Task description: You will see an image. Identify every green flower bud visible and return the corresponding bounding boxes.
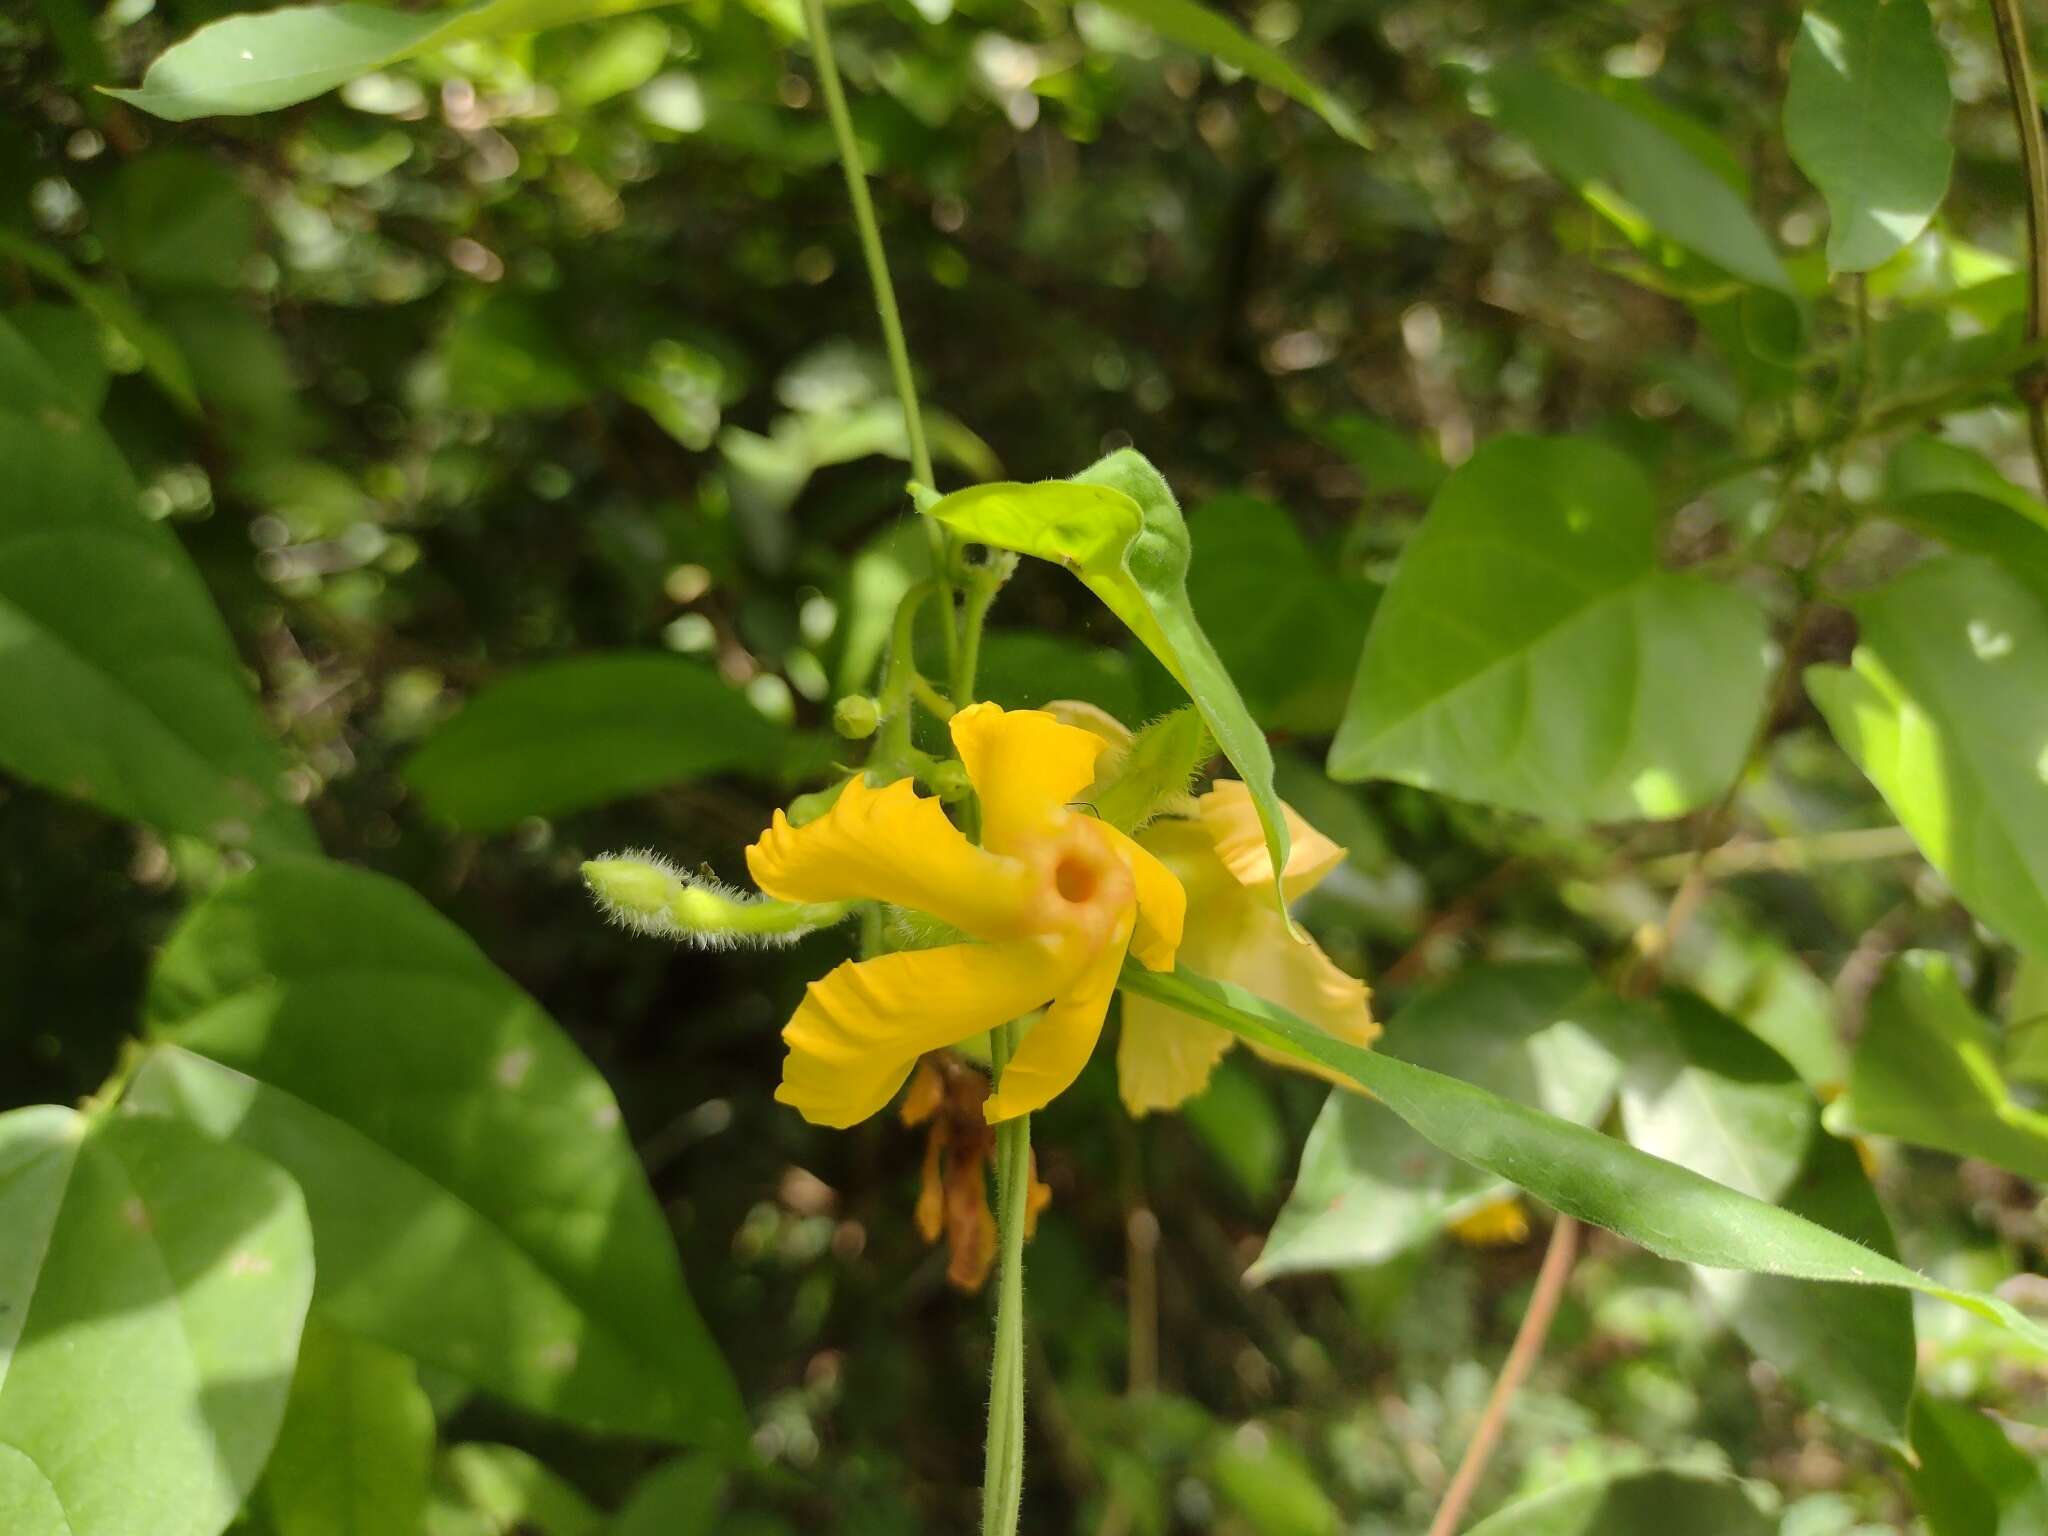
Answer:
[582,851,854,949]
[1092,706,1211,832]
[834,694,881,739]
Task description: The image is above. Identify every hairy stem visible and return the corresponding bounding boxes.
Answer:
[982,1020,1031,1535]
[1424,1216,1580,1536]
[1989,0,2048,490]
[799,0,956,664]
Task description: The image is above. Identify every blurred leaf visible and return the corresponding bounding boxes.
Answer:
[0,1106,314,1536]
[560,15,671,105]
[8,301,107,411]
[1181,1057,1286,1205]
[107,0,684,121]
[1619,993,1914,1445]
[264,1322,435,1536]
[0,315,313,855]
[1182,495,1374,734]
[1329,436,1769,821]
[440,291,592,415]
[1122,963,2048,1350]
[927,451,1294,917]
[1806,557,2048,958]
[1253,964,1633,1281]
[610,1455,729,1536]
[2010,955,2048,1085]
[1317,413,1446,498]
[1462,1470,1773,1534]
[1785,0,1952,272]
[1882,437,2048,606]
[0,228,199,411]
[1207,1426,1340,1536]
[1826,952,2048,1181]
[129,857,747,1449]
[404,654,796,831]
[96,150,261,293]
[1489,66,1794,295]
[433,1444,601,1536]
[1908,1397,2048,1536]
[977,629,1143,720]
[1093,0,1367,146]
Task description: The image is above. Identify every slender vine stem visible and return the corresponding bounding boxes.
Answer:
[1423,1216,1580,1536]
[982,1020,1031,1536]
[799,0,957,670]
[1989,0,2048,490]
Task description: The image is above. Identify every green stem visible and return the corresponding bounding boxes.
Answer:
[982,1019,1030,1536]
[875,580,933,772]
[951,551,1015,707]
[799,0,957,667]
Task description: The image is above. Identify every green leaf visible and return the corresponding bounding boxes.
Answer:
[1806,556,2048,958]
[9,302,108,412]
[1826,952,2048,1181]
[404,654,796,831]
[433,1445,602,1536]
[1183,495,1376,734]
[1207,1424,1341,1536]
[1252,964,1632,1281]
[0,1105,315,1536]
[1618,993,1914,1445]
[1785,0,1953,273]
[1328,436,1770,821]
[106,0,684,121]
[1881,437,2048,607]
[263,1322,436,1536]
[96,149,262,293]
[1488,67,1794,295]
[127,856,747,1449]
[1091,0,1367,146]
[926,451,1294,916]
[1462,1470,1774,1535]
[0,315,314,855]
[1908,1397,2048,1536]
[1118,963,2048,1350]
[611,1456,729,1536]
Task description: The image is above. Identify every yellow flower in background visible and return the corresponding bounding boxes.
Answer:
[1117,780,1377,1115]
[747,702,1185,1128]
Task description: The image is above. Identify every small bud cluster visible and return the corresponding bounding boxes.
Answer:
[582,851,853,950]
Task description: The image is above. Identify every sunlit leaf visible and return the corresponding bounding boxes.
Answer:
[1806,557,2048,958]
[1882,437,2048,606]
[263,1322,436,1536]
[431,1444,602,1536]
[1329,436,1770,822]
[0,1106,314,1536]
[1785,0,1953,273]
[128,857,747,1449]
[1826,952,2048,1181]
[1123,963,2048,1350]
[107,0,684,120]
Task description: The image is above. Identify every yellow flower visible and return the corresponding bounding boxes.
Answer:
[1117,780,1377,1114]
[747,702,1186,1128]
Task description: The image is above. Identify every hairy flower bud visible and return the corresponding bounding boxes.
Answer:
[582,852,854,949]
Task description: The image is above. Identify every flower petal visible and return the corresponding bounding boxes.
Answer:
[1099,822,1186,972]
[1198,780,1346,901]
[984,917,1129,1123]
[748,774,1031,939]
[778,940,1061,1127]
[950,702,1110,857]
[1217,898,1379,1084]
[1116,991,1235,1115]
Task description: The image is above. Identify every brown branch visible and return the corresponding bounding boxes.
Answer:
[1990,0,2048,491]
[1424,1216,1580,1536]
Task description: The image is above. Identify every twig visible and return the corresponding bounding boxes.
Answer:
[1635,825,1919,884]
[1990,0,2048,491]
[1424,1216,1580,1536]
